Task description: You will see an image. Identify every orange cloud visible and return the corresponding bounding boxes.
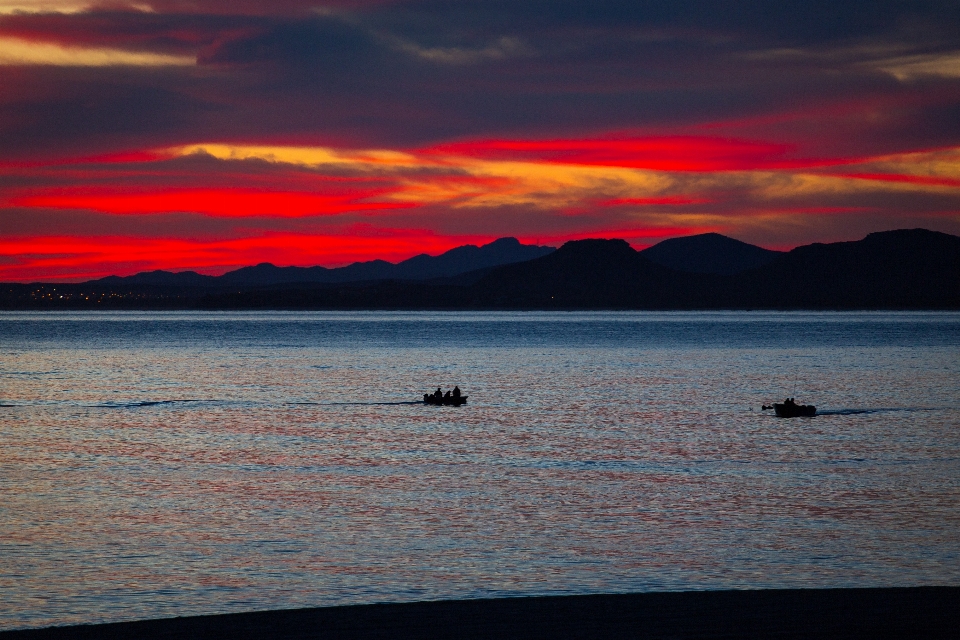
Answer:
[0,35,193,66]
[837,173,960,188]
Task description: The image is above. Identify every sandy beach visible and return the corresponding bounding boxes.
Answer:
[2,587,958,639]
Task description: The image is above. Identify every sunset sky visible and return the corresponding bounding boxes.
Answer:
[2,0,959,281]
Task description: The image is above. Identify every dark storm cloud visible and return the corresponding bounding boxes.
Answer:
[198,17,378,66]
[1,1,958,158]
[0,66,221,157]
[370,0,960,51]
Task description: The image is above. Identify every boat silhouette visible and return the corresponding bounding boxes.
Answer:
[423,394,468,406]
[773,398,816,418]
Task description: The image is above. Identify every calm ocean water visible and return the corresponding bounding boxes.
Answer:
[1,311,959,630]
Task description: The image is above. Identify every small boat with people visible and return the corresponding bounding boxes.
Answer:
[771,398,816,418]
[424,386,467,406]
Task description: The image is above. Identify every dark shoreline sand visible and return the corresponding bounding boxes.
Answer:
[3,587,958,639]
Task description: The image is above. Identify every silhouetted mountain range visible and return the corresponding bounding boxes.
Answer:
[95,237,555,287]
[462,228,960,309]
[4,229,958,309]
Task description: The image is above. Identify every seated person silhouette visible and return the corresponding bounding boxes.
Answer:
[452,386,461,399]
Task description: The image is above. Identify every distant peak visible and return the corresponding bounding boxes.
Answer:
[640,233,781,275]
[484,237,521,247]
[557,238,635,255]
[864,228,956,240]
[561,238,632,248]
[654,232,756,246]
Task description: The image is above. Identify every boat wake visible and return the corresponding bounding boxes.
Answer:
[293,401,426,406]
[816,407,941,416]
[5,399,431,409]
[92,399,209,409]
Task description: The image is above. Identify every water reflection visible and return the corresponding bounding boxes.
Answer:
[1,312,958,630]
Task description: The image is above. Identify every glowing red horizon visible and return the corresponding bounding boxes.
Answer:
[2,132,958,282]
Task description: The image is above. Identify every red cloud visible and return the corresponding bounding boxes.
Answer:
[9,187,414,217]
[597,196,711,207]
[420,136,810,172]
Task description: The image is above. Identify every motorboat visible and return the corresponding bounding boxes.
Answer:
[773,400,816,418]
[423,394,468,406]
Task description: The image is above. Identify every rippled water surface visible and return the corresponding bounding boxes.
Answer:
[2,311,959,630]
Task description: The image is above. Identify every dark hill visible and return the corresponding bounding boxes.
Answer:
[640,232,782,275]
[465,228,960,309]
[217,260,393,286]
[392,237,555,279]
[729,228,960,308]
[466,239,708,308]
[97,270,216,286]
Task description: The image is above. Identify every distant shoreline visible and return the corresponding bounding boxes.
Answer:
[3,303,960,311]
[3,587,958,639]
[3,230,958,310]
